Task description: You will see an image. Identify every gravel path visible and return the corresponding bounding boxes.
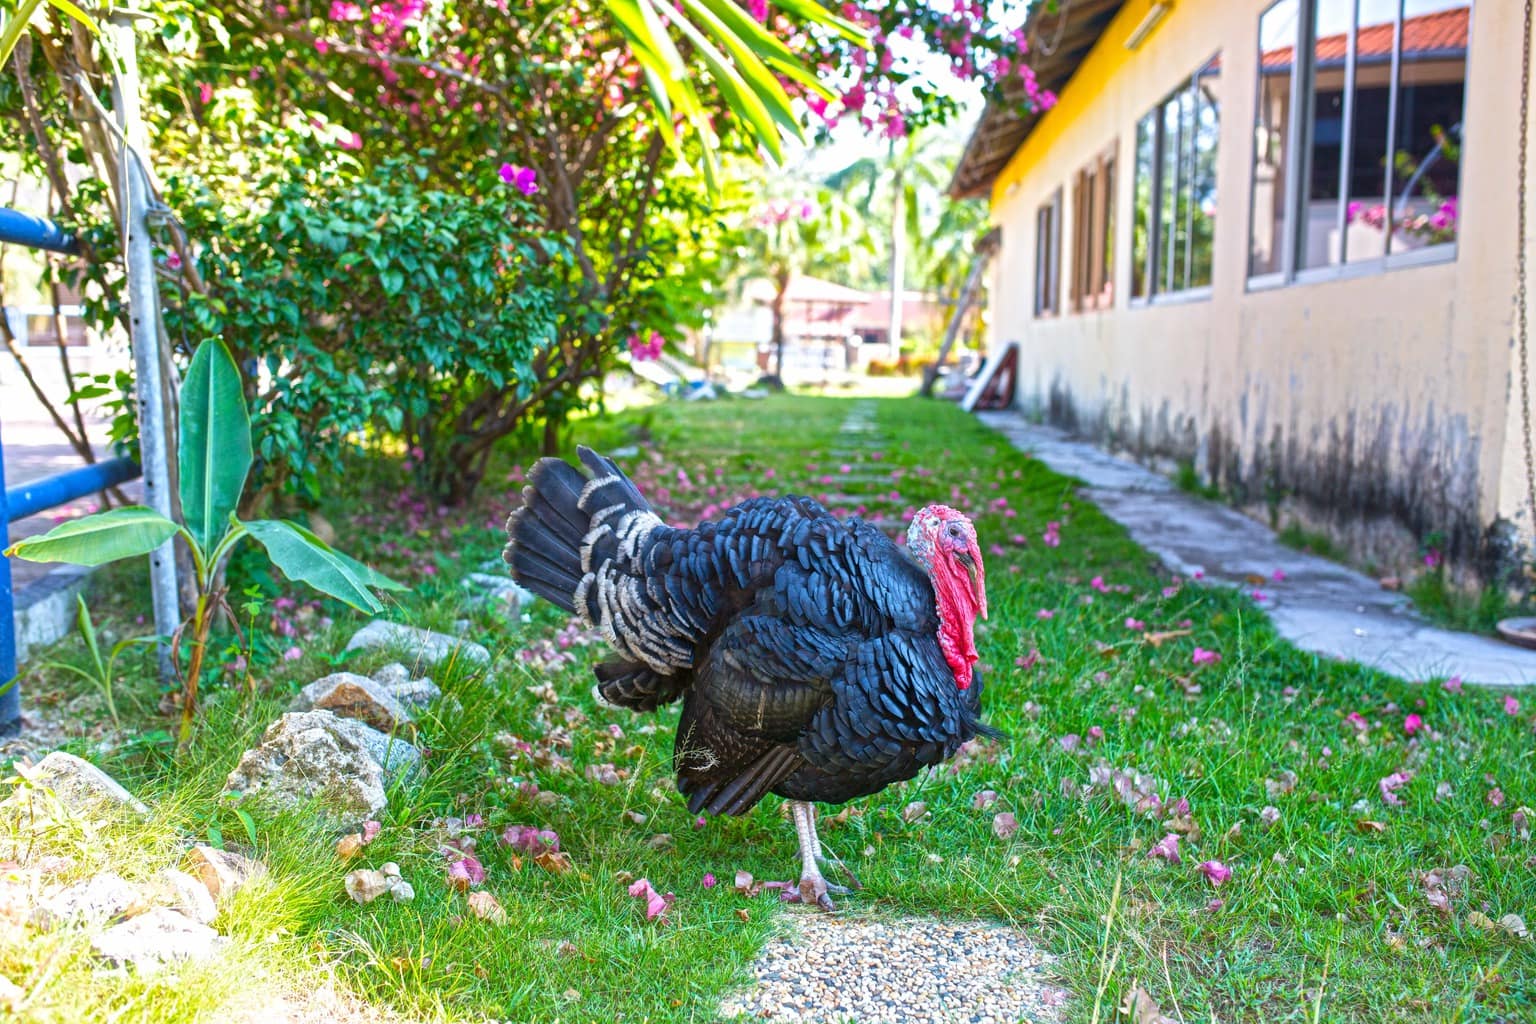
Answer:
[717,913,1070,1024]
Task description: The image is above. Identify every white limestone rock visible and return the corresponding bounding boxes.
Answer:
[291,672,414,734]
[222,711,420,828]
[345,620,489,669]
[32,872,146,929]
[91,908,226,971]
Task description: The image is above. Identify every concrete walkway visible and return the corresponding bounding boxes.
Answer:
[979,412,1536,688]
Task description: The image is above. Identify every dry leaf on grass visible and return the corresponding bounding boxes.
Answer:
[534,851,573,874]
[1143,629,1192,648]
[1120,985,1180,1024]
[467,890,507,924]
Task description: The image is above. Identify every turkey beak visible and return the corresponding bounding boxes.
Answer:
[955,546,988,620]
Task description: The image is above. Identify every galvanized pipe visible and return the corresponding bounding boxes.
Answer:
[107,12,180,681]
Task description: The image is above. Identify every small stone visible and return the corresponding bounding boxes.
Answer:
[345,620,490,670]
[33,872,146,929]
[380,862,401,878]
[222,711,421,828]
[372,663,410,688]
[155,868,217,926]
[386,677,442,709]
[1,752,149,829]
[91,908,225,971]
[385,875,415,902]
[292,672,415,734]
[344,869,388,904]
[186,846,265,903]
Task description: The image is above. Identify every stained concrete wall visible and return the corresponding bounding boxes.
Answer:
[986,0,1529,580]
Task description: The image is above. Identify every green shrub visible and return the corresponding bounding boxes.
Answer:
[169,153,568,506]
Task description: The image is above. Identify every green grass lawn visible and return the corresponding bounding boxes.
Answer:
[5,393,1534,1023]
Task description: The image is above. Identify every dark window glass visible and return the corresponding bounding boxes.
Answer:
[1133,56,1221,300]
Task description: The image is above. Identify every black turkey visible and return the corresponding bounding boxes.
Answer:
[504,447,995,908]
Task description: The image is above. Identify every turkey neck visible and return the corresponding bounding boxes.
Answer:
[930,563,980,690]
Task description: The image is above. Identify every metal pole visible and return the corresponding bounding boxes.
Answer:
[0,414,19,737]
[105,11,179,680]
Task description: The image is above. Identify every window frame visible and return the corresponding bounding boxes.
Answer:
[1245,0,1467,291]
[1071,142,1118,313]
[1034,188,1063,318]
[1131,56,1221,308]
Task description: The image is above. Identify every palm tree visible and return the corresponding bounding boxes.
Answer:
[825,129,969,361]
[727,182,872,377]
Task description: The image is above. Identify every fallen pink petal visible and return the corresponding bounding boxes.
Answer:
[1197,860,1232,886]
[627,877,674,922]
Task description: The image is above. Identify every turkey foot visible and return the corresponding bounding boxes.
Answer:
[783,802,850,911]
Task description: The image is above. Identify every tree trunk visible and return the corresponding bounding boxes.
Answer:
[887,169,905,363]
[771,269,789,379]
[542,414,560,456]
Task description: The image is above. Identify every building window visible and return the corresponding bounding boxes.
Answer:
[1071,145,1117,312]
[1035,189,1062,317]
[1248,0,1468,283]
[1132,55,1220,302]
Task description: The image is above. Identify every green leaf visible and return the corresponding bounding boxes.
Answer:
[243,519,385,613]
[4,507,178,566]
[179,338,252,557]
[0,0,43,69]
[271,519,407,593]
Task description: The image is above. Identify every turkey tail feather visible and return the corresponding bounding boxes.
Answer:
[503,458,589,613]
[505,446,697,679]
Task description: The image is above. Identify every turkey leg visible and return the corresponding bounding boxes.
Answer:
[785,801,849,911]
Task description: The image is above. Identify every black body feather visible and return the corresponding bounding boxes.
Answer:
[504,446,994,814]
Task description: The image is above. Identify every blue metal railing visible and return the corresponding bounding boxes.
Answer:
[0,207,141,737]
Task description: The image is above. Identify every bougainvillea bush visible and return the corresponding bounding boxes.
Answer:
[4,0,1058,507]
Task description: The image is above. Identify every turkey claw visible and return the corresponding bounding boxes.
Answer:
[781,876,847,911]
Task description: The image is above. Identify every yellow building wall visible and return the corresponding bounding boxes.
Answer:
[986,0,1528,575]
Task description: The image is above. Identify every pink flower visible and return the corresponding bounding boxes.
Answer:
[628,877,673,922]
[166,250,183,270]
[500,825,559,855]
[1191,647,1221,666]
[329,0,364,20]
[1089,575,1108,593]
[1148,834,1181,864]
[701,873,717,888]
[339,132,362,151]
[1272,569,1287,582]
[1505,696,1521,716]
[445,852,486,890]
[1346,711,1368,731]
[1036,609,1054,620]
[361,820,382,844]
[197,82,213,105]
[1488,787,1506,807]
[498,163,539,196]
[1443,676,1463,695]
[1379,770,1413,806]
[282,646,302,661]
[1124,617,1145,631]
[314,38,331,54]
[1196,860,1231,886]
[1042,522,1061,547]
[1403,714,1423,736]
[1015,649,1041,670]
